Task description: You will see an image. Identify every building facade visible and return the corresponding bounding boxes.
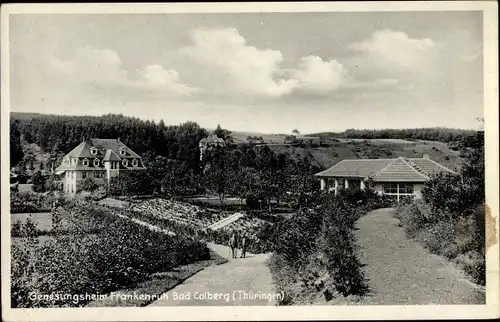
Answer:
[315,154,457,201]
[55,139,146,196]
[199,134,226,161]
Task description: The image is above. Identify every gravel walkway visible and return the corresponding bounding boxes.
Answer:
[149,243,277,306]
[355,208,485,305]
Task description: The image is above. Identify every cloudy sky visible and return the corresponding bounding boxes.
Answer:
[9,11,483,133]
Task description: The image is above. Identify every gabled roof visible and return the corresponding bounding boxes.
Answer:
[316,156,456,182]
[200,134,226,146]
[103,149,121,162]
[315,159,393,178]
[370,158,430,182]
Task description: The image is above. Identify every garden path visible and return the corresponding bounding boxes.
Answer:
[354,208,485,304]
[149,243,277,306]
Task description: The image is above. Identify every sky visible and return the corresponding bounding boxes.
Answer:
[9,11,484,134]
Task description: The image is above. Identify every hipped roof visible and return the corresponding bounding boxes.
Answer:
[315,156,457,182]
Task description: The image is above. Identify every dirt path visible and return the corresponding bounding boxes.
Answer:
[149,243,278,306]
[355,208,485,305]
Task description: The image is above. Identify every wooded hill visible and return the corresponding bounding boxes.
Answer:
[308,127,478,143]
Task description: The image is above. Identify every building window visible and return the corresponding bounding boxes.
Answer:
[119,148,126,156]
[399,183,414,194]
[382,183,415,202]
[94,158,100,167]
[90,148,98,156]
[83,158,89,167]
[82,171,87,179]
[132,159,138,167]
[122,159,129,167]
[96,171,103,178]
[383,183,398,194]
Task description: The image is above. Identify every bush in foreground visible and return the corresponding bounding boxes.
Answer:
[11,202,209,308]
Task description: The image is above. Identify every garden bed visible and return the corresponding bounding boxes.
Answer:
[11,201,211,308]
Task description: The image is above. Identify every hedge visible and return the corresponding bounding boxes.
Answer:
[11,202,209,308]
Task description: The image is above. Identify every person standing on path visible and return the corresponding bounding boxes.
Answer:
[229,233,238,259]
[240,233,248,258]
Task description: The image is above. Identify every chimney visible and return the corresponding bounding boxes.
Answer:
[423,154,430,159]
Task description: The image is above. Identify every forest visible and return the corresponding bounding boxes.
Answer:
[10,112,322,209]
[309,127,478,143]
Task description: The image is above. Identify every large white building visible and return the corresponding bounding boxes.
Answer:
[315,154,457,201]
[55,138,146,196]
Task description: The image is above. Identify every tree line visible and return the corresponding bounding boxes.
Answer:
[109,143,323,211]
[309,127,478,143]
[10,112,323,208]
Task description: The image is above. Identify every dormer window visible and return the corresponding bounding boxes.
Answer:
[64,158,70,166]
[71,158,78,165]
[122,159,129,167]
[90,147,98,156]
[83,158,89,167]
[93,158,100,167]
[119,148,126,156]
[132,159,138,167]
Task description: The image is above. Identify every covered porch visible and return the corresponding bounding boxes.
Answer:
[319,176,369,195]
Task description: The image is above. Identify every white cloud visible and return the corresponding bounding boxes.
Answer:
[181,27,298,97]
[180,28,351,98]
[135,64,199,95]
[291,56,346,95]
[49,46,197,96]
[349,29,437,72]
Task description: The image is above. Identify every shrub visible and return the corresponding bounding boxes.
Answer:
[319,197,368,296]
[31,171,47,193]
[415,220,456,256]
[398,201,432,238]
[11,201,210,308]
[456,251,485,285]
[11,220,22,237]
[10,191,65,213]
[78,177,99,192]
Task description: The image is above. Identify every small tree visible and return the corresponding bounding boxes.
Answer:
[46,174,63,192]
[109,171,153,197]
[28,160,35,172]
[78,177,99,193]
[31,171,46,193]
[202,147,236,207]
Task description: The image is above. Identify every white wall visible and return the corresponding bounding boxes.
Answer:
[413,183,424,199]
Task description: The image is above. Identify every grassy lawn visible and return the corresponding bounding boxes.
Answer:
[11,212,53,231]
[86,250,228,307]
[18,184,33,193]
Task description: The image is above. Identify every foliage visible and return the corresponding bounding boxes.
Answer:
[11,201,209,308]
[396,130,485,285]
[268,190,377,304]
[45,174,63,192]
[10,120,24,167]
[320,197,368,296]
[10,191,64,213]
[109,171,154,197]
[202,147,238,206]
[78,177,100,192]
[213,124,233,145]
[31,171,46,193]
[309,127,478,143]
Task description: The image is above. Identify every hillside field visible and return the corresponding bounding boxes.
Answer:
[231,131,460,171]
